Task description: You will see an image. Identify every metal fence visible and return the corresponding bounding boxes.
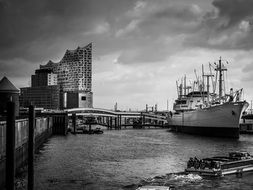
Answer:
[0,117,52,159]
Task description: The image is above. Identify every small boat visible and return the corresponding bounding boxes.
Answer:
[136,186,171,190]
[185,151,253,177]
[93,127,103,134]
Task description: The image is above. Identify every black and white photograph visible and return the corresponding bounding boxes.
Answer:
[0,0,253,189]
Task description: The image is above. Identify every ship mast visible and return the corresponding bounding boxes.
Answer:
[219,58,222,101]
[203,65,214,104]
[184,75,186,96]
[215,57,227,103]
[202,65,205,92]
[176,80,180,99]
[201,65,205,103]
[209,63,215,94]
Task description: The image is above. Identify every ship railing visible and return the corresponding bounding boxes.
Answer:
[221,159,253,169]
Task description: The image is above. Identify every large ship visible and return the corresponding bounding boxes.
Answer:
[167,57,248,138]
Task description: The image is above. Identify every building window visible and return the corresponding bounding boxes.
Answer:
[81,96,86,101]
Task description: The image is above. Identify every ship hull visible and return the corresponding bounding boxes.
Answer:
[168,101,248,138]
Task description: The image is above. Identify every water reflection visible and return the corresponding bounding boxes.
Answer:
[19,129,253,189]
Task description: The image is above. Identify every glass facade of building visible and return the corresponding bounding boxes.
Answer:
[40,43,93,108]
[20,86,60,109]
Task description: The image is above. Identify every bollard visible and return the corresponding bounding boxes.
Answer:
[119,115,121,129]
[115,117,117,129]
[28,105,35,190]
[6,101,16,190]
[110,117,113,129]
[89,123,91,132]
[72,113,76,134]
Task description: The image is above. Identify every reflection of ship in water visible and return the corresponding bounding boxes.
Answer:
[167,57,249,138]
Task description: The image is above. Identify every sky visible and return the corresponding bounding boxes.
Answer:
[0,0,253,111]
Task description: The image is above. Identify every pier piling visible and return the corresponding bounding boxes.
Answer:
[28,105,35,190]
[6,101,16,190]
[72,113,76,134]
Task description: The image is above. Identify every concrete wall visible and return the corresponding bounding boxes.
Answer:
[78,91,93,108]
[0,117,53,188]
[64,91,93,109]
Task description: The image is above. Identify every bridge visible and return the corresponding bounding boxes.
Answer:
[65,108,168,130]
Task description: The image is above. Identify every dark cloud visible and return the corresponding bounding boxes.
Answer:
[0,0,135,62]
[101,0,253,64]
[0,59,37,78]
[1,0,252,65]
[112,2,203,64]
[0,0,139,87]
[212,0,253,28]
[151,4,202,21]
[184,0,253,50]
[1,0,253,79]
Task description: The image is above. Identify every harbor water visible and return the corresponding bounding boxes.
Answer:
[18,128,253,190]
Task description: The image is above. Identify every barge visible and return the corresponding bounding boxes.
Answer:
[185,151,253,177]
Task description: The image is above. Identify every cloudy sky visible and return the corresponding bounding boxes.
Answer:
[0,0,253,110]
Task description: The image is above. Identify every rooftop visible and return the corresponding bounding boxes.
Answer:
[0,76,19,93]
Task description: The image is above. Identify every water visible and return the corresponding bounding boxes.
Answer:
[21,129,253,189]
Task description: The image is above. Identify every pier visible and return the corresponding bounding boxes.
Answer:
[66,107,168,130]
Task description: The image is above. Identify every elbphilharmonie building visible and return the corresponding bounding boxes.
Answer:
[40,43,93,108]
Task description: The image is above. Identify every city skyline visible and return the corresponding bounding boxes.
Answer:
[0,0,253,110]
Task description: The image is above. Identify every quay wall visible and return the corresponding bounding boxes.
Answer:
[0,117,53,188]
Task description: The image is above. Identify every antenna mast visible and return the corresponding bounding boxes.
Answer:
[184,75,186,96]
[176,80,179,98]
[215,57,227,103]
[202,64,205,92]
[203,69,214,104]
[209,63,215,94]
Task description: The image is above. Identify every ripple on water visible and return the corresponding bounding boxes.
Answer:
[16,129,253,190]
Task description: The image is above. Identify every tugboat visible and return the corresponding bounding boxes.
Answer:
[185,151,253,177]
